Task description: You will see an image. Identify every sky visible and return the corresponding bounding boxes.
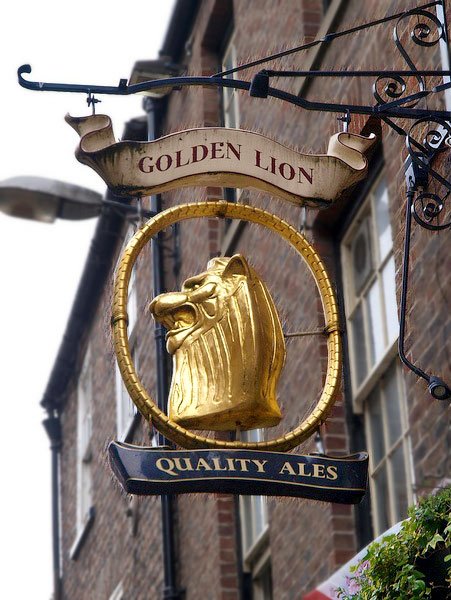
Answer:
[0,2,175,597]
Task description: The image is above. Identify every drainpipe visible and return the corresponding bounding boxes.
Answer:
[43,409,63,600]
[143,96,181,600]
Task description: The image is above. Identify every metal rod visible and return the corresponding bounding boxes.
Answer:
[103,197,156,220]
[42,412,62,600]
[398,188,431,382]
[51,436,61,600]
[212,0,441,77]
[264,69,451,77]
[17,66,451,121]
[284,329,326,338]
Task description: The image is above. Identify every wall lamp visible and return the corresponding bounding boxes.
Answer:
[0,176,154,223]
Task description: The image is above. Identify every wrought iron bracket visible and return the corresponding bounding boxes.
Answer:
[17,0,451,400]
[399,188,451,400]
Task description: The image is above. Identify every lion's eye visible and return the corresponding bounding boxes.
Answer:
[188,282,217,301]
[183,278,205,291]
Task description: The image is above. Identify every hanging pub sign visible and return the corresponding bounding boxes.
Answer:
[66,113,372,503]
[66,114,375,207]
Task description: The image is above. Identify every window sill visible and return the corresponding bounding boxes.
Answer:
[243,526,270,570]
[69,506,96,561]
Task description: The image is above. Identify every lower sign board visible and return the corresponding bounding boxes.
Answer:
[109,442,368,504]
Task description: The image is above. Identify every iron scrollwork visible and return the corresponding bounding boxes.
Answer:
[379,8,451,399]
[406,117,451,229]
[17,2,451,400]
[374,7,445,110]
[412,191,450,230]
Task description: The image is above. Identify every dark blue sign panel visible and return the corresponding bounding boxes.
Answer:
[109,442,368,504]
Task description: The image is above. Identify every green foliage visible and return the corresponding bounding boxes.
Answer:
[337,486,451,599]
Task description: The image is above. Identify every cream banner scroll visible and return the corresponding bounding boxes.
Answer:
[66,114,376,206]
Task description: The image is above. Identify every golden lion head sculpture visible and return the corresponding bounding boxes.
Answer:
[148,254,285,431]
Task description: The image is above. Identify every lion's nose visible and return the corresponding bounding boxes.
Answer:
[148,292,188,317]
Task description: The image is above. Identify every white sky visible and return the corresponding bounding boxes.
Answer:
[0,2,175,597]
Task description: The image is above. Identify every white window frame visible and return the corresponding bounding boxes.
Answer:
[222,36,240,130]
[115,227,138,441]
[341,174,399,411]
[109,581,124,600]
[250,544,273,600]
[239,429,270,570]
[221,35,243,207]
[364,360,414,536]
[341,172,414,536]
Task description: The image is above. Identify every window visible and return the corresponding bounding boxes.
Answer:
[240,428,272,599]
[240,429,268,554]
[222,37,239,130]
[341,174,414,536]
[253,558,273,600]
[115,345,139,441]
[222,35,240,205]
[365,360,412,534]
[76,346,94,535]
[115,228,138,441]
[342,176,398,403]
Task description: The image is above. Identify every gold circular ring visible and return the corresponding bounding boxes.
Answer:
[112,202,341,451]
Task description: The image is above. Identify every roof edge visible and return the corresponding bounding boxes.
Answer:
[159,0,200,61]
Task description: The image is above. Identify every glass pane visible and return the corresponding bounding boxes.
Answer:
[223,44,236,74]
[225,95,238,128]
[241,496,253,553]
[383,362,402,446]
[367,389,385,465]
[350,304,367,385]
[256,563,273,600]
[351,217,373,295]
[373,464,390,535]
[374,179,392,262]
[390,444,409,521]
[252,495,267,539]
[366,280,385,365]
[382,256,398,344]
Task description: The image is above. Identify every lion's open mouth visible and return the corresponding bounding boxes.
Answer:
[164,305,197,334]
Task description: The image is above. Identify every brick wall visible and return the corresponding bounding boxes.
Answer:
[58,1,451,599]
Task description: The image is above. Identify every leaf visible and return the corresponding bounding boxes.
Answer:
[424,532,445,552]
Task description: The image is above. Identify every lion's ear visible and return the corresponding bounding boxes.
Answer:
[222,254,252,279]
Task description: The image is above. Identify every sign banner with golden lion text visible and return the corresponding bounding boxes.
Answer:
[66,114,376,207]
[109,443,369,503]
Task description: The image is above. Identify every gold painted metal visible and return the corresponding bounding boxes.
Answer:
[112,201,342,451]
[149,254,285,431]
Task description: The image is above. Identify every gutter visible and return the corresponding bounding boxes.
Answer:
[159,0,200,61]
[143,96,182,600]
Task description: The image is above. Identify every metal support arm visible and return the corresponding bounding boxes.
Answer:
[17,0,451,403]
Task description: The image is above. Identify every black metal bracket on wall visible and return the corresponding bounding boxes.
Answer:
[17,0,451,399]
